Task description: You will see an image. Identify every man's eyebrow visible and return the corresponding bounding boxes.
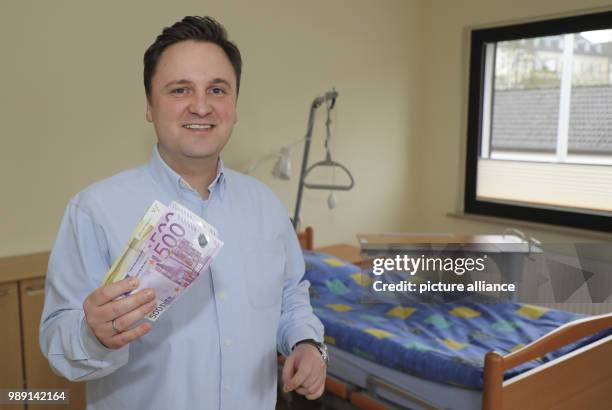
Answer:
[163,79,193,89]
[210,78,233,89]
[162,78,233,89]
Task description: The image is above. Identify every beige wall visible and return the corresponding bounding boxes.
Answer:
[3,0,611,258]
[0,0,423,257]
[416,0,612,243]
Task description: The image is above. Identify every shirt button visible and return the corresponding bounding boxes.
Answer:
[223,384,230,392]
[218,291,226,300]
[224,338,232,347]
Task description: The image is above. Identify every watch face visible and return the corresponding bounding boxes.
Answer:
[320,343,328,355]
[318,343,329,364]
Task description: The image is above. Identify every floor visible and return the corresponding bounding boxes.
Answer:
[275,390,325,410]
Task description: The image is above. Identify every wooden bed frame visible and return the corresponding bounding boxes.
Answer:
[297,227,612,410]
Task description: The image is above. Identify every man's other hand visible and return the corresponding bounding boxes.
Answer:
[281,343,327,400]
[83,277,156,349]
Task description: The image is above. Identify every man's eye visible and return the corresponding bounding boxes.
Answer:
[172,88,189,95]
[209,87,226,95]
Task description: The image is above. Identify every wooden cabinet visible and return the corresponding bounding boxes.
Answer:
[0,253,85,410]
[0,282,25,410]
[20,278,86,410]
[315,244,367,267]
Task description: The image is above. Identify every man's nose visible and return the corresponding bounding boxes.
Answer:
[189,92,213,117]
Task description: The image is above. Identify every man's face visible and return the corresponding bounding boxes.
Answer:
[146,40,238,169]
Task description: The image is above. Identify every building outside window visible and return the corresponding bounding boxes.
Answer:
[465,10,612,232]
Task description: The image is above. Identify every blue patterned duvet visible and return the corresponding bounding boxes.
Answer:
[304,250,609,389]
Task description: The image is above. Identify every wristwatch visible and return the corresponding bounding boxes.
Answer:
[294,339,329,365]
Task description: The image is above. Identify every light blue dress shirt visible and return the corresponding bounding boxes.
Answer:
[40,146,324,410]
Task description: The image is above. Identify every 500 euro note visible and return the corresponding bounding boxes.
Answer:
[102,201,223,321]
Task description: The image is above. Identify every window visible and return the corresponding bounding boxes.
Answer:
[465,10,612,232]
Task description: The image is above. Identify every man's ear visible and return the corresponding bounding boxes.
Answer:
[146,98,153,123]
[233,93,239,124]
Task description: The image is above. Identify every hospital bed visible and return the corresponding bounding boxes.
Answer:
[295,227,612,410]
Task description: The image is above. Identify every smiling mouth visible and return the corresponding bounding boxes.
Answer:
[183,124,215,129]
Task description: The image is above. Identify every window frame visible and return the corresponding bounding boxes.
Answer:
[465,10,612,233]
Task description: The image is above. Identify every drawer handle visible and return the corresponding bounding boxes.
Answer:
[25,284,45,296]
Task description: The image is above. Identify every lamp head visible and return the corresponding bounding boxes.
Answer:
[272,146,291,180]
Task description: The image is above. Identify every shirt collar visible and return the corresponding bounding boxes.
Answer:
[148,145,226,200]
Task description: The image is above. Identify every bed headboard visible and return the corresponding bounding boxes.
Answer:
[297,226,313,250]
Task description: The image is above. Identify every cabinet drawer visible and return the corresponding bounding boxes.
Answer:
[20,278,86,410]
[0,282,24,410]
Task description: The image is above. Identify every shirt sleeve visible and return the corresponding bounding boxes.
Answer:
[39,198,129,381]
[276,218,324,357]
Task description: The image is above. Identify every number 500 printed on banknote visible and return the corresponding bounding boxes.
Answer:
[102,201,223,321]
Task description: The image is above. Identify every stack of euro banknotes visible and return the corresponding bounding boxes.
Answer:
[102,201,223,321]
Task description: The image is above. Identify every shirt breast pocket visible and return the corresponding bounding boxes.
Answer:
[241,238,286,309]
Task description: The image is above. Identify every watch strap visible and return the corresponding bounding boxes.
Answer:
[293,339,329,365]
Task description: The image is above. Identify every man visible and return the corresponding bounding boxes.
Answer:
[40,16,327,410]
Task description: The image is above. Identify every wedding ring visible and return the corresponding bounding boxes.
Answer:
[111,319,121,334]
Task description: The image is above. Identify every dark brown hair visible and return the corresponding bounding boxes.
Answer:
[143,16,242,100]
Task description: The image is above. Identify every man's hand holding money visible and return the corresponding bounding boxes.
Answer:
[83,277,157,349]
